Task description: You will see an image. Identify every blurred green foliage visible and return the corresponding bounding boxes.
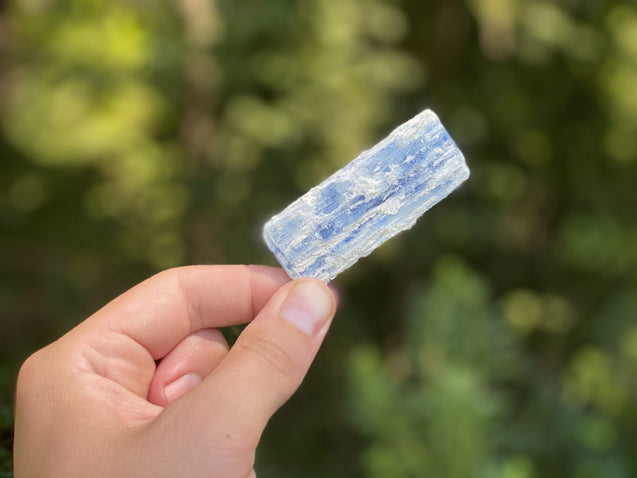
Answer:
[1,0,637,476]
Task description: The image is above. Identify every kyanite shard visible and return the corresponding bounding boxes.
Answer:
[263,109,469,282]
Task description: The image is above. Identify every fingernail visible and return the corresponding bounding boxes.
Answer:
[164,373,201,403]
[279,281,334,337]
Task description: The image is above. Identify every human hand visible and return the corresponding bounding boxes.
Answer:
[14,265,337,477]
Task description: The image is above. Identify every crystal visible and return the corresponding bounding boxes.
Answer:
[263,109,469,282]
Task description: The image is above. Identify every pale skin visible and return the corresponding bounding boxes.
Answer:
[13,265,337,477]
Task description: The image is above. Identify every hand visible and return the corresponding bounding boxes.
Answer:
[14,265,337,477]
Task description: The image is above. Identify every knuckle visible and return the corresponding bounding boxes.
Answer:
[154,268,186,297]
[238,335,296,380]
[16,350,43,399]
[155,266,181,281]
[149,268,180,292]
[155,268,185,300]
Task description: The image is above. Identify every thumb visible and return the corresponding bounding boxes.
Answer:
[163,278,336,449]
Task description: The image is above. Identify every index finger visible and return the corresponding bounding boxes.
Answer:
[81,265,289,359]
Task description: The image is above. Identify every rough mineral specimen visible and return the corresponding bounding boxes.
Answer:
[263,109,469,282]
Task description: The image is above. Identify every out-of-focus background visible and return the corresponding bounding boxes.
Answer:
[1,0,637,476]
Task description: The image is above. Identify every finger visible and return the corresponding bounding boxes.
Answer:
[147,329,229,406]
[77,265,289,360]
[164,278,336,445]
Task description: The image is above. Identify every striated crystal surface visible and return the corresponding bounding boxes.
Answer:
[263,109,469,282]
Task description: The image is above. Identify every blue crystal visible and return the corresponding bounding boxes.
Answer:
[263,109,470,282]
